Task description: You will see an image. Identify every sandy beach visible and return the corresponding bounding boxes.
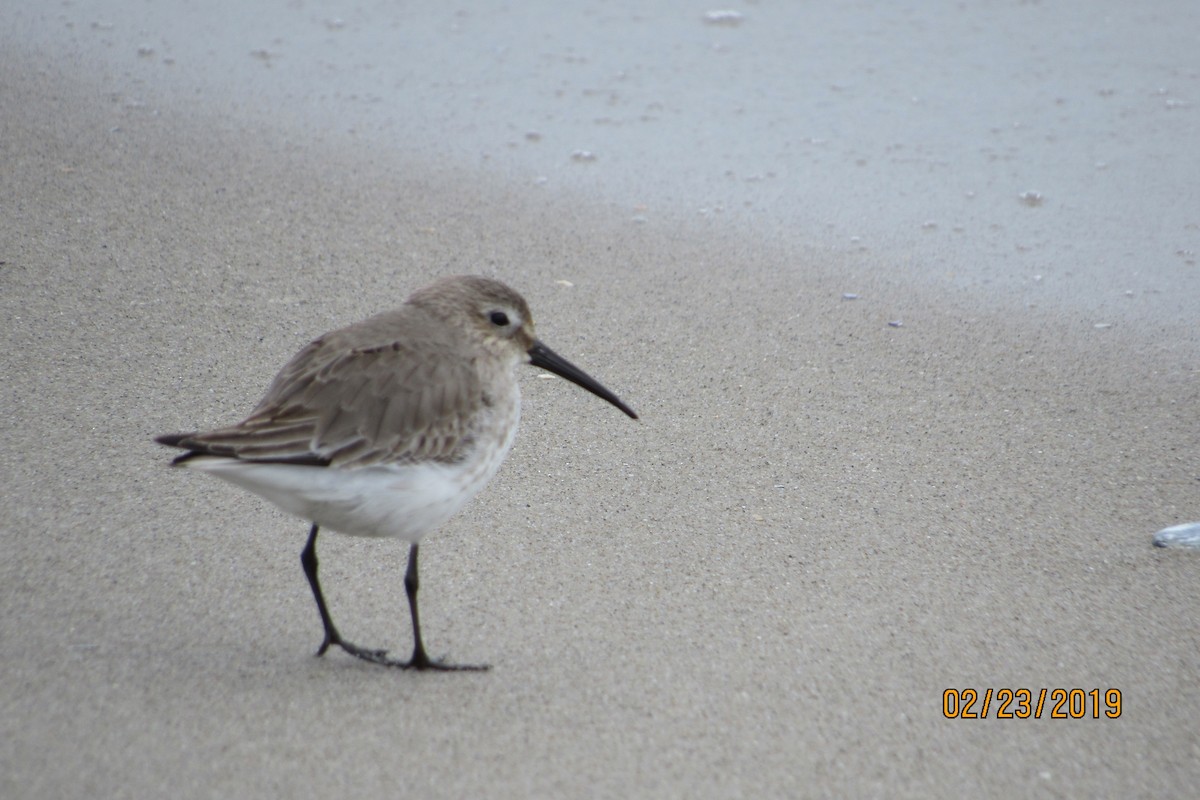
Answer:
[3,2,1198,797]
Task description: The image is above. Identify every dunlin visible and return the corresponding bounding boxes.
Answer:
[156,275,636,670]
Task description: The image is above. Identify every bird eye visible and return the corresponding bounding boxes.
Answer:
[489,311,510,327]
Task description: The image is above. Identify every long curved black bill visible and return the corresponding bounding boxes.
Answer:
[528,340,638,419]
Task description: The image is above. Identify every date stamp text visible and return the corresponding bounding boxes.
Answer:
[943,688,1122,719]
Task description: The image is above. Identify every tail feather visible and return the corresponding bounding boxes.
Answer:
[155,432,204,465]
[154,432,195,448]
[154,431,329,467]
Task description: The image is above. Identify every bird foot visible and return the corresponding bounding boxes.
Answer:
[320,635,488,670]
[405,650,490,672]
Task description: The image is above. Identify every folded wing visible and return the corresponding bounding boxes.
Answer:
[158,321,483,468]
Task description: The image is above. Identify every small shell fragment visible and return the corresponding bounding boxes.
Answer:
[1152,522,1200,549]
[703,10,745,26]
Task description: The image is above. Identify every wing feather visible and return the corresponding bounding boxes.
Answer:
[161,307,485,468]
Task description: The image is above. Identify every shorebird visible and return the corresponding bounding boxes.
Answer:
[156,275,637,670]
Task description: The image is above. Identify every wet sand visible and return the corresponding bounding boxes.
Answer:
[2,3,1198,797]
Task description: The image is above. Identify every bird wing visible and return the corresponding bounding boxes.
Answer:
[160,311,484,468]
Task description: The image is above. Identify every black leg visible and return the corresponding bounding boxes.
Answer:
[300,524,338,655]
[403,544,489,672]
[404,543,429,666]
[300,524,388,663]
[405,543,435,668]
